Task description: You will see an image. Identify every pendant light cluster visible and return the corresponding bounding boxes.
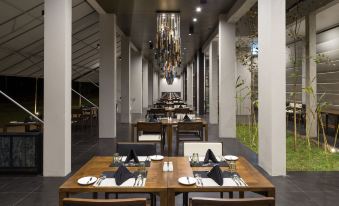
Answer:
[155,12,181,85]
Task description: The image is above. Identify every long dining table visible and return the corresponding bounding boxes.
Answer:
[58,156,275,206]
[131,118,208,155]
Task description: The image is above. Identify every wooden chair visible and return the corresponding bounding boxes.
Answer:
[63,197,147,206]
[189,197,275,206]
[176,122,204,155]
[136,122,165,154]
[116,142,157,156]
[148,108,166,117]
[183,142,222,157]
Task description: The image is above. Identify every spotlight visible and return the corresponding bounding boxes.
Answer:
[193,18,197,22]
[196,7,202,12]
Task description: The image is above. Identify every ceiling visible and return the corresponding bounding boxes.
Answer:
[0,0,337,82]
[96,0,236,67]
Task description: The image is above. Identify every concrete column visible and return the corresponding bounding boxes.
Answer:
[196,55,200,114]
[209,41,219,124]
[153,71,159,102]
[99,14,117,138]
[120,36,131,123]
[305,12,317,138]
[198,50,205,115]
[43,0,72,176]
[218,16,236,138]
[148,63,153,107]
[187,64,194,107]
[180,75,184,99]
[142,59,148,110]
[258,0,286,176]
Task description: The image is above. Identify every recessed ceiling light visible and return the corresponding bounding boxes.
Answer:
[184,47,186,50]
[189,33,192,36]
[193,18,197,22]
[196,7,202,12]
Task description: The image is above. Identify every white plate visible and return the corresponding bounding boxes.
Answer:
[224,155,239,161]
[178,176,196,185]
[150,155,164,161]
[77,176,97,185]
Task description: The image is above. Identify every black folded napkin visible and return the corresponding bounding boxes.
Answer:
[149,114,158,122]
[183,114,191,122]
[179,105,183,108]
[124,149,139,163]
[114,165,135,186]
[207,165,223,186]
[203,149,219,163]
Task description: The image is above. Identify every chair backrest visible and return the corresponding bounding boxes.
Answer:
[148,108,166,114]
[190,197,275,206]
[63,198,147,206]
[116,142,157,156]
[174,108,191,114]
[184,142,223,157]
[177,121,203,131]
[137,122,162,133]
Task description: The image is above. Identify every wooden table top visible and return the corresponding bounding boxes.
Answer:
[166,157,274,192]
[132,118,207,126]
[59,156,167,193]
[59,156,274,193]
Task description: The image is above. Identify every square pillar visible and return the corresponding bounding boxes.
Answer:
[305,12,317,137]
[187,64,194,107]
[99,14,117,138]
[148,64,153,107]
[153,71,159,103]
[209,41,219,124]
[120,36,131,123]
[258,0,286,176]
[130,51,143,114]
[142,59,149,109]
[43,0,72,176]
[218,16,236,138]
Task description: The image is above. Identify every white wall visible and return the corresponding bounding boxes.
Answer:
[130,50,142,113]
[159,76,183,96]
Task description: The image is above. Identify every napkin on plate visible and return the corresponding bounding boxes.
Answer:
[179,105,183,108]
[207,165,223,186]
[114,165,135,186]
[203,149,219,163]
[149,114,158,122]
[124,149,139,163]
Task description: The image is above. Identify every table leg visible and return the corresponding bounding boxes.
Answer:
[326,114,329,134]
[167,189,175,206]
[167,125,173,156]
[59,191,67,206]
[205,126,208,141]
[132,124,135,142]
[160,190,169,206]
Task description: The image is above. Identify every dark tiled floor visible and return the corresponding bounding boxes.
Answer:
[0,115,338,206]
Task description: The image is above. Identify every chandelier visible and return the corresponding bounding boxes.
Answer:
[156,12,181,85]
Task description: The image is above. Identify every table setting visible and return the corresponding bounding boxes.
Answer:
[189,149,229,167]
[109,150,163,167]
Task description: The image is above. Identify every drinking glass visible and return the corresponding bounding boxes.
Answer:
[192,153,199,165]
[228,160,237,173]
[138,162,146,177]
[112,153,120,164]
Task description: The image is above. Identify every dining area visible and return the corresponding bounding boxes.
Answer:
[58,93,275,206]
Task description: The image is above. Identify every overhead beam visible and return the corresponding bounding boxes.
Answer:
[225,0,257,23]
[86,0,139,53]
[202,0,256,53]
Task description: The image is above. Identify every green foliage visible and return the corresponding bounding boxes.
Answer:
[236,124,339,171]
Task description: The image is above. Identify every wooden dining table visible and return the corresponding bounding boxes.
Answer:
[321,108,339,133]
[59,156,275,206]
[3,121,42,133]
[58,156,168,206]
[131,118,208,156]
[166,157,275,205]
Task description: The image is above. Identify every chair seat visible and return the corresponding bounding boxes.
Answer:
[139,134,161,141]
